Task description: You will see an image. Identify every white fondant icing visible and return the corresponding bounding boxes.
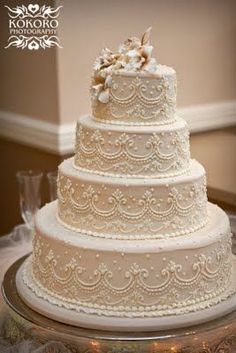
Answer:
[16,257,236,331]
[74,115,190,178]
[57,158,208,239]
[92,70,176,125]
[19,201,235,320]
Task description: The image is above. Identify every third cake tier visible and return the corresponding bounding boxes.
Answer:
[58,158,207,239]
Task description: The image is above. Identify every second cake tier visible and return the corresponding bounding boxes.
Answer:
[75,115,190,178]
[58,158,208,239]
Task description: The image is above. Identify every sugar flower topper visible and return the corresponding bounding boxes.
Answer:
[92,27,157,103]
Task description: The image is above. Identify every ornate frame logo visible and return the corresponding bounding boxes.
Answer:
[5,4,63,50]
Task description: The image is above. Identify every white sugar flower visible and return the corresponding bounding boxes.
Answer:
[105,75,113,88]
[143,57,157,73]
[92,83,103,98]
[98,88,110,103]
[142,45,153,61]
[118,36,141,54]
[125,60,142,71]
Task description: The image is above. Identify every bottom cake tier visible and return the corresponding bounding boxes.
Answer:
[16,201,236,331]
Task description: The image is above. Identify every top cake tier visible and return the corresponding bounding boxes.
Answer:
[91,28,177,126]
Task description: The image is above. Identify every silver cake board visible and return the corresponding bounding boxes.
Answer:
[15,255,236,332]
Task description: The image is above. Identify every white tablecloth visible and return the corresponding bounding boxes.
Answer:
[0,225,32,284]
[0,225,73,352]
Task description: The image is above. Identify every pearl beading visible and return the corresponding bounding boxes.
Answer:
[57,160,208,239]
[92,72,176,125]
[74,117,190,178]
[23,231,234,318]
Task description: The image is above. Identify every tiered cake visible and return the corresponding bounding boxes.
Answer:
[17,29,236,331]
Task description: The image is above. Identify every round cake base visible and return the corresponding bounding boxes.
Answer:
[16,256,236,332]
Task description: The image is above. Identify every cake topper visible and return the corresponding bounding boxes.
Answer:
[92,27,157,103]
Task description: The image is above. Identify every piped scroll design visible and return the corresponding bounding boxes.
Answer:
[74,124,190,177]
[92,75,176,125]
[29,235,232,316]
[57,174,208,239]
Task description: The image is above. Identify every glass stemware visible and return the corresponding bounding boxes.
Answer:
[16,170,43,230]
[47,171,58,201]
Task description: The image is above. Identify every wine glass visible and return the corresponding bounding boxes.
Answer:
[16,170,43,231]
[47,171,58,201]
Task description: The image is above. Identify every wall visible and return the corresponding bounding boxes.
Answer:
[0,138,65,234]
[0,0,59,122]
[0,0,61,233]
[191,127,236,208]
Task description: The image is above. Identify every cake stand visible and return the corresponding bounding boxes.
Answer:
[1,255,236,353]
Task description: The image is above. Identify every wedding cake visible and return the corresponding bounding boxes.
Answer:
[17,28,236,331]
